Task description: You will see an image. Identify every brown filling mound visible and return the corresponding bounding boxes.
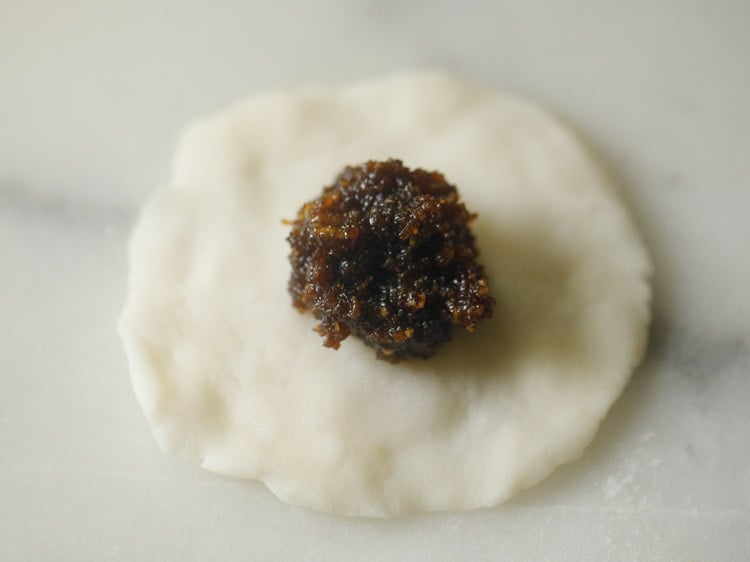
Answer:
[287,159,494,361]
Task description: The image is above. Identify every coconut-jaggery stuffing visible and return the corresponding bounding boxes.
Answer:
[287,159,494,361]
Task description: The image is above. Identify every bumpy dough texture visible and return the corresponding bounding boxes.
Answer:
[119,73,652,516]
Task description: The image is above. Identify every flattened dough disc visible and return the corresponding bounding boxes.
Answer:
[119,73,652,516]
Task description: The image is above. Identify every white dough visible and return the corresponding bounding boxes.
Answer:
[119,72,652,516]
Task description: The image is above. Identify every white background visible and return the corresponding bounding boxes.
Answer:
[1,1,748,560]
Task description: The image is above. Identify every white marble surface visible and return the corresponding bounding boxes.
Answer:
[1,1,748,560]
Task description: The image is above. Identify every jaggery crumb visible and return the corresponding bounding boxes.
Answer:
[287,159,494,361]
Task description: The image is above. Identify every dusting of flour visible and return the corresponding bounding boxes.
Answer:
[119,72,652,516]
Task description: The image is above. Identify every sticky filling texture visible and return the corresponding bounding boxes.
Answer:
[287,159,495,361]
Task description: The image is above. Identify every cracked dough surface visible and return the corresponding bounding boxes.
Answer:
[119,73,651,516]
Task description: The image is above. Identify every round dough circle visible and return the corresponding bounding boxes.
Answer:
[119,72,652,517]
